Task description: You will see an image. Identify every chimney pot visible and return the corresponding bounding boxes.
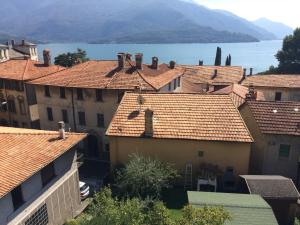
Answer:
[199,60,204,66]
[169,60,176,69]
[117,52,125,69]
[152,57,158,69]
[43,49,51,66]
[250,68,253,76]
[245,84,257,101]
[135,53,143,70]
[243,68,247,77]
[22,40,25,46]
[58,121,66,139]
[126,53,132,61]
[144,109,153,137]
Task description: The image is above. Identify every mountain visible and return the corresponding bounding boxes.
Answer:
[253,18,293,39]
[0,0,276,43]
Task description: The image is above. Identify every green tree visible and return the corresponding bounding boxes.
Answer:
[214,47,222,66]
[225,54,231,66]
[54,48,89,67]
[179,205,231,225]
[275,28,300,74]
[116,154,178,199]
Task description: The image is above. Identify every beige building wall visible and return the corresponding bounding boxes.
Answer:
[254,87,300,101]
[109,136,251,177]
[0,84,32,128]
[239,104,267,174]
[35,85,122,156]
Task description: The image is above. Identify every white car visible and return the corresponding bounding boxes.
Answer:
[79,181,90,200]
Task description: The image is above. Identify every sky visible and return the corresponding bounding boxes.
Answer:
[193,0,299,28]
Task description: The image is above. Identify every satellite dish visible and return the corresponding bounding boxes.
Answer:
[137,94,145,105]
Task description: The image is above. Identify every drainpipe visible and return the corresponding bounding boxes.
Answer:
[3,82,11,125]
[71,88,77,132]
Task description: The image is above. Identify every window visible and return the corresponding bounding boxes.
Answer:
[0,79,4,89]
[22,122,27,128]
[25,204,48,225]
[0,93,7,112]
[173,79,177,89]
[77,88,84,100]
[11,185,24,210]
[178,77,181,87]
[15,81,24,92]
[105,143,110,152]
[44,86,50,97]
[96,89,103,102]
[275,92,282,101]
[7,96,16,113]
[62,109,69,123]
[47,107,53,121]
[279,144,290,158]
[18,97,26,115]
[168,83,171,91]
[117,91,124,103]
[41,162,55,187]
[12,120,19,127]
[78,111,86,126]
[60,87,66,99]
[97,113,104,128]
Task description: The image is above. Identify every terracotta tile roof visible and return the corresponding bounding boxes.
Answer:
[29,60,184,91]
[182,66,243,86]
[0,126,86,198]
[106,93,253,142]
[0,59,64,81]
[242,74,300,88]
[213,84,266,108]
[246,101,300,136]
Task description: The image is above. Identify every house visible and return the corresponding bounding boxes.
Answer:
[0,125,86,225]
[0,40,39,62]
[182,65,245,92]
[106,93,253,182]
[187,191,278,225]
[28,53,184,159]
[239,100,300,184]
[212,84,265,108]
[241,74,300,101]
[0,49,64,129]
[239,175,300,225]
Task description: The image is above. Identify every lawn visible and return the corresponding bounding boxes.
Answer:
[162,187,188,220]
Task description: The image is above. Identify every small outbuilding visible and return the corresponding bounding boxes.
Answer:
[187,191,278,225]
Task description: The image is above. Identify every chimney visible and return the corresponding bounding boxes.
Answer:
[144,109,153,137]
[126,53,132,61]
[151,57,158,69]
[22,40,25,46]
[250,68,253,76]
[211,69,218,79]
[43,49,51,66]
[58,121,66,139]
[199,60,203,66]
[135,53,143,70]
[169,60,176,69]
[117,52,125,69]
[243,68,247,77]
[11,40,15,46]
[245,84,257,101]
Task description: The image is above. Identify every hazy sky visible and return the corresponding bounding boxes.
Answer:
[194,0,299,28]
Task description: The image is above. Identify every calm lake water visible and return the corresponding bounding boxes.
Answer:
[38,40,282,73]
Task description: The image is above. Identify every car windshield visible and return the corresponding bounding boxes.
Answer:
[80,184,88,191]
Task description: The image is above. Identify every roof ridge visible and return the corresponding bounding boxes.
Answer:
[22,59,30,80]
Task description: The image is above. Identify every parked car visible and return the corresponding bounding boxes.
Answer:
[79,181,90,200]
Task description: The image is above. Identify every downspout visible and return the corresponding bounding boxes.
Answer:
[3,81,11,125]
[71,88,77,132]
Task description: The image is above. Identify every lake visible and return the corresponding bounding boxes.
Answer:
[38,40,282,73]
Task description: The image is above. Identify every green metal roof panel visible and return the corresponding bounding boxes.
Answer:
[188,192,278,225]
